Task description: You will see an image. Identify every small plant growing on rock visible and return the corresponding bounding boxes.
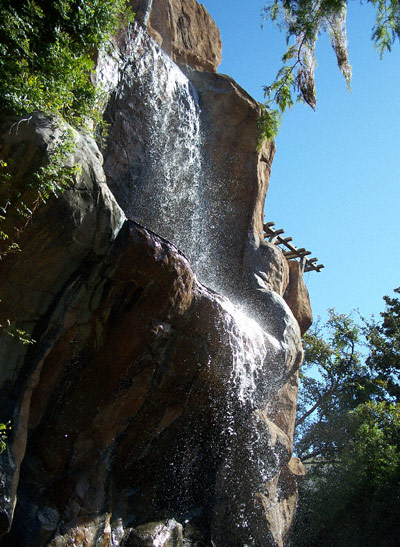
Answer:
[0,422,11,454]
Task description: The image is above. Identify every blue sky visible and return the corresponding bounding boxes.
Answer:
[201,0,400,323]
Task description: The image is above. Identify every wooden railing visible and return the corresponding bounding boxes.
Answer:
[263,221,324,273]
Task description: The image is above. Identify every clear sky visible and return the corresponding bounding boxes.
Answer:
[201,0,400,323]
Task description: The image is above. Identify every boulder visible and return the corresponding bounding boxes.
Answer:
[284,260,313,335]
[251,242,290,296]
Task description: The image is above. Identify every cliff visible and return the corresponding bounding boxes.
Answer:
[0,1,311,545]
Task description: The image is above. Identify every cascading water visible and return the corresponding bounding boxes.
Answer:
[103,23,250,296]
[103,24,210,273]
[218,296,282,406]
[102,18,283,407]
[216,292,285,482]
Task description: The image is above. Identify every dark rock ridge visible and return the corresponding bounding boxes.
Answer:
[0,2,311,545]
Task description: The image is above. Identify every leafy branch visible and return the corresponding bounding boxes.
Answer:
[259,0,399,142]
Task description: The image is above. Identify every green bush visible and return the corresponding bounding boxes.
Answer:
[0,0,133,129]
[0,421,11,454]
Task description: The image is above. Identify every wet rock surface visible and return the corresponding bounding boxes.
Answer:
[101,22,277,310]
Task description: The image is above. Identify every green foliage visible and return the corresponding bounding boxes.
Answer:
[0,421,11,454]
[0,0,134,247]
[29,128,81,203]
[257,106,282,146]
[0,0,133,129]
[366,286,400,401]
[292,290,400,546]
[370,0,400,57]
[0,315,34,345]
[295,309,371,462]
[260,0,400,141]
[293,402,400,546]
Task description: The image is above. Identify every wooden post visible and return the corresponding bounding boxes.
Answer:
[263,221,324,273]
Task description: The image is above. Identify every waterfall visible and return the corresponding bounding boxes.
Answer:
[103,23,250,297]
[104,24,208,275]
[218,293,283,471]
[100,24,293,542]
[101,13,283,415]
[104,16,286,459]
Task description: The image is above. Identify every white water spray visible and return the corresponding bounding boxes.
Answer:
[108,25,206,268]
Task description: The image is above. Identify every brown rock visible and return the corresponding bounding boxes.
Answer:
[284,260,313,335]
[0,112,301,544]
[266,369,301,444]
[257,457,306,547]
[130,0,222,71]
[0,113,124,537]
[1,211,299,544]
[184,72,276,297]
[252,242,290,296]
[211,409,293,547]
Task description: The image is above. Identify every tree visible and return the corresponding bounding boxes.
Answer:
[293,400,400,546]
[366,286,400,402]
[291,292,400,546]
[294,309,372,462]
[260,0,400,140]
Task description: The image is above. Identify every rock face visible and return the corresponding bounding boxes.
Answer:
[0,113,125,542]
[284,261,313,336]
[0,2,311,546]
[130,0,222,71]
